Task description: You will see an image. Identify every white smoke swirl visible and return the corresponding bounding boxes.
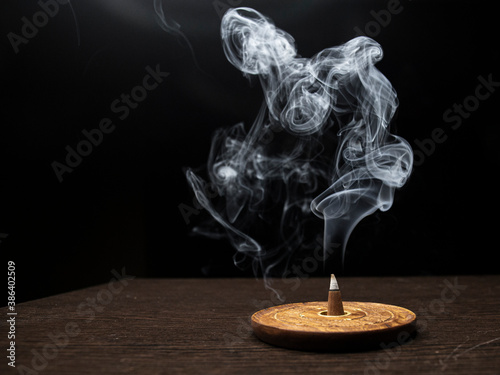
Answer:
[186,8,413,278]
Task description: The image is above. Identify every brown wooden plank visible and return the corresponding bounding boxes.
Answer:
[1,276,500,374]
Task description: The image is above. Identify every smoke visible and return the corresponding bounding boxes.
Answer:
[186,8,413,279]
[153,0,200,70]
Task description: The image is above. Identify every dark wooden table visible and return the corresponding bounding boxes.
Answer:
[3,275,500,374]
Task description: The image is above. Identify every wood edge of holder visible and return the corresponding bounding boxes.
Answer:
[251,319,417,352]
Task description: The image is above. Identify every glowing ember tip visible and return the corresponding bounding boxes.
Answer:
[329,274,339,291]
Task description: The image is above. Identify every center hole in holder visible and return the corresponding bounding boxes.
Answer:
[318,310,350,317]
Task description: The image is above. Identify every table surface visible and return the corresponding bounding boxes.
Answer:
[2,275,500,374]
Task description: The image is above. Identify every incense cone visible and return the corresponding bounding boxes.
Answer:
[327,274,344,316]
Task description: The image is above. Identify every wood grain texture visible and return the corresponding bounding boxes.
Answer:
[1,276,500,374]
[251,301,417,351]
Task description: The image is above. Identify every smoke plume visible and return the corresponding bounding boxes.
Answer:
[186,8,413,279]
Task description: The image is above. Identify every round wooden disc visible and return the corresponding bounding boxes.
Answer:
[251,301,417,351]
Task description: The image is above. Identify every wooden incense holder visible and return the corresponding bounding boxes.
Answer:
[251,275,417,351]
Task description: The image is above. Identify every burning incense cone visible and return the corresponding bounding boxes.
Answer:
[327,274,345,316]
[251,275,417,351]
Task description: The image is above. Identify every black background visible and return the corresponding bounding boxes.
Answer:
[1,0,499,304]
